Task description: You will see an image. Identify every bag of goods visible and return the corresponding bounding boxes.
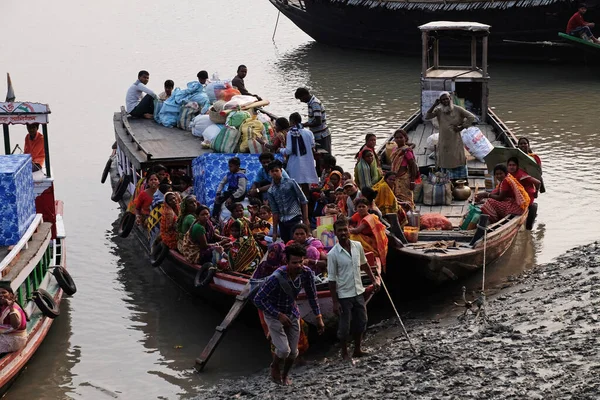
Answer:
[420,213,453,231]
[226,110,251,129]
[221,86,242,102]
[157,101,181,127]
[202,123,224,144]
[177,105,201,131]
[385,142,397,163]
[191,115,213,138]
[460,204,482,230]
[224,95,259,110]
[212,126,241,153]
[426,133,439,149]
[153,99,163,124]
[209,100,227,124]
[239,118,266,153]
[422,172,452,206]
[461,126,493,162]
[205,81,229,103]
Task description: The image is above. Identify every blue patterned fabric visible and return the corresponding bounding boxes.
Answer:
[192,153,283,210]
[0,155,36,246]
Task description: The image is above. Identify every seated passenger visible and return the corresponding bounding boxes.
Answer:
[197,70,210,86]
[354,149,382,189]
[158,80,174,101]
[349,198,389,268]
[249,199,270,236]
[0,287,27,353]
[343,181,362,217]
[177,195,198,247]
[126,70,158,119]
[135,173,159,227]
[373,172,408,226]
[286,223,327,273]
[160,192,181,250]
[221,202,250,237]
[231,65,261,100]
[518,137,542,167]
[475,164,530,224]
[24,123,45,171]
[254,242,286,279]
[566,4,600,43]
[248,152,289,200]
[213,157,248,219]
[507,157,540,205]
[224,219,264,273]
[355,134,381,169]
[179,205,230,265]
[360,187,383,220]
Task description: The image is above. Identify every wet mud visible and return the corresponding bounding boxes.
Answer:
[199,242,600,399]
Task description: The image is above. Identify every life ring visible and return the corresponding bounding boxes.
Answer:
[33,289,60,319]
[194,262,217,288]
[150,240,169,267]
[53,266,77,296]
[118,212,135,238]
[111,174,131,203]
[100,157,113,184]
[525,203,538,231]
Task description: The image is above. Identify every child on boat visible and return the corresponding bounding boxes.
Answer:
[212,157,248,219]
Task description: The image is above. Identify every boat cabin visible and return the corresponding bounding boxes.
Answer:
[420,21,490,122]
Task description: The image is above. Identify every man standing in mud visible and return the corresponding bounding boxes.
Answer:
[328,219,380,360]
[253,244,325,385]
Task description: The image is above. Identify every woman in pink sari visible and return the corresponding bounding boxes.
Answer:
[0,287,27,353]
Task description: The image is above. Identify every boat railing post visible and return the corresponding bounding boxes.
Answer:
[421,31,428,76]
[433,39,439,68]
[482,35,489,76]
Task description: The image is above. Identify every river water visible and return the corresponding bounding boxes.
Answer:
[1,0,599,398]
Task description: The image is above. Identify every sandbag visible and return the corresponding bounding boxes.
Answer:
[420,213,453,231]
[212,127,241,153]
[247,139,264,154]
[461,127,493,162]
[226,110,251,129]
[460,204,481,230]
[239,119,265,153]
[191,115,212,138]
[177,106,200,131]
[202,123,224,144]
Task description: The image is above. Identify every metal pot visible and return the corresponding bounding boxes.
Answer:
[452,180,472,201]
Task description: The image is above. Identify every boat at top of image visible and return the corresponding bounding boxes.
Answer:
[269,0,600,62]
[0,77,76,395]
[377,22,542,286]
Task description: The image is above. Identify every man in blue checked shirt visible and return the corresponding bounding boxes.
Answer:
[253,244,325,385]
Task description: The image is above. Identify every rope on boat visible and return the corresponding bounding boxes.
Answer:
[272,11,281,42]
[380,275,419,357]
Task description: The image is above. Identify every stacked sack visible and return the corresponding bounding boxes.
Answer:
[157,81,211,128]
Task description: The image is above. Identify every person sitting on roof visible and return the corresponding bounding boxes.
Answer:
[24,123,45,171]
[232,65,262,101]
[126,70,158,119]
[566,4,600,44]
[158,80,174,101]
[197,70,210,86]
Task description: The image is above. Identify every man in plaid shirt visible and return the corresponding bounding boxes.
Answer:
[254,244,325,385]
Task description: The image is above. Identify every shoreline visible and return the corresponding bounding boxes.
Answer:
[198,241,600,399]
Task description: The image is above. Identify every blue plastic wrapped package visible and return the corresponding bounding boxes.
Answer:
[158,97,181,127]
[154,99,163,124]
[0,154,36,246]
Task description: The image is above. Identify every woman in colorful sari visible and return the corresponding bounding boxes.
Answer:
[389,129,419,210]
[226,219,264,273]
[373,172,408,226]
[476,164,530,224]
[286,223,327,273]
[160,192,181,249]
[135,172,160,227]
[355,134,381,168]
[349,198,389,268]
[354,149,382,190]
[177,195,198,248]
[179,205,230,264]
[0,287,27,353]
[507,157,541,205]
[322,170,343,192]
[221,202,250,237]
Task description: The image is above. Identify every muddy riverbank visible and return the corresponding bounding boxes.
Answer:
[199,241,600,399]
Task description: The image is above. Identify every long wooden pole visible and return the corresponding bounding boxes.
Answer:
[42,124,51,177]
[2,124,10,155]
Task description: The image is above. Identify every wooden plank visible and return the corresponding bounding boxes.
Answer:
[410,124,426,155]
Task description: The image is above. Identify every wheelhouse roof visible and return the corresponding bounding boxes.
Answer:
[419,21,491,32]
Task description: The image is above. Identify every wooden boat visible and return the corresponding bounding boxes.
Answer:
[558,32,600,59]
[107,107,381,326]
[269,0,587,62]
[379,22,531,286]
[0,100,73,394]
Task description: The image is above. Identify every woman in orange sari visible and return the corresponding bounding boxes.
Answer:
[159,192,181,249]
[389,129,419,210]
[349,198,388,268]
[476,164,530,223]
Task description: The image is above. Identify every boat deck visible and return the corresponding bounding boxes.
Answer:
[113,110,212,167]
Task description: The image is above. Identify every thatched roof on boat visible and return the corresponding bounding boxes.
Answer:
[419,21,490,32]
[332,0,571,11]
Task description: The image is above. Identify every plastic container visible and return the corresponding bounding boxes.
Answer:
[403,226,419,243]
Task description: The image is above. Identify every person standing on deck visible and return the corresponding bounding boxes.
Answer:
[232,65,262,100]
[253,243,325,385]
[24,123,45,171]
[266,160,310,243]
[126,70,158,119]
[425,92,476,181]
[328,218,380,360]
[566,4,600,43]
[294,87,331,155]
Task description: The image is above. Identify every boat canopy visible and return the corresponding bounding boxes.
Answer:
[419,21,490,33]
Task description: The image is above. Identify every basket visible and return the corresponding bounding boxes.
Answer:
[209,100,227,124]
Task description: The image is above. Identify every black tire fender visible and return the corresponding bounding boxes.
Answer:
[101,157,113,184]
[118,212,135,238]
[53,266,77,296]
[111,174,131,203]
[150,240,170,267]
[33,289,60,319]
[194,262,217,288]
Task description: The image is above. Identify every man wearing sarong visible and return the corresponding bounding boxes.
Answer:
[425,92,476,180]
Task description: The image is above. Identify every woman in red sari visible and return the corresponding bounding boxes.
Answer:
[389,129,419,210]
[476,164,530,223]
[135,173,159,227]
[518,137,542,167]
[507,157,540,205]
[349,198,388,268]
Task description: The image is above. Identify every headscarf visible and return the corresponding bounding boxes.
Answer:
[322,170,343,192]
[254,242,286,278]
[176,195,197,233]
[289,124,307,156]
[164,192,181,215]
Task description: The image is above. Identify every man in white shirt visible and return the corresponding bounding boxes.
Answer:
[328,218,380,360]
[126,70,158,119]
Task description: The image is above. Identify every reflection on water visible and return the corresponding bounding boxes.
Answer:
[1,0,599,397]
